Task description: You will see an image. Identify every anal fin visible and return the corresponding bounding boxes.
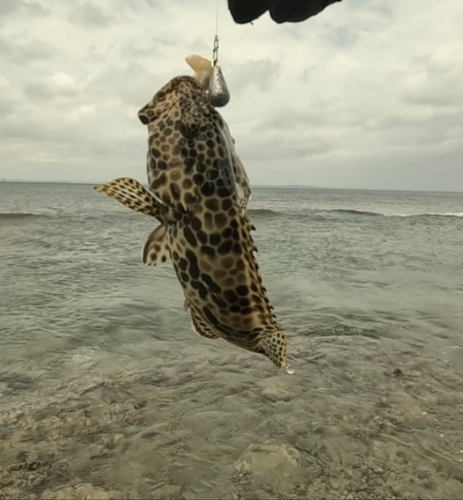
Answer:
[190,309,220,339]
[143,224,170,266]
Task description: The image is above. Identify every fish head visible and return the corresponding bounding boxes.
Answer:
[186,54,213,87]
[137,74,206,127]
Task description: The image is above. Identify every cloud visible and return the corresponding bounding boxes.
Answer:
[0,0,462,191]
[0,0,47,17]
[69,1,114,27]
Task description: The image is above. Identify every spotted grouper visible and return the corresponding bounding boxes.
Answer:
[95,56,287,368]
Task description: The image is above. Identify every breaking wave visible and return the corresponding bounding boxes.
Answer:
[329,209,463,218]
[248,208,463,219]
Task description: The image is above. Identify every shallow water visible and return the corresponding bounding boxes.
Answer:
[0,182,462,499]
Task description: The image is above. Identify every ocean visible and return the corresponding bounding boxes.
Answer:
[0,181,462,499]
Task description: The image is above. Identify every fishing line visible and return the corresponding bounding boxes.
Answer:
[209,0,230,107]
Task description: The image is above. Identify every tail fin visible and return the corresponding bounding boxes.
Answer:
[94,178,167,221]
[257,331,287,368]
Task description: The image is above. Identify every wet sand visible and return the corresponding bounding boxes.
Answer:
[1,335,462,499]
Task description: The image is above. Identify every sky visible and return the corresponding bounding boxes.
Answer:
[0,0,462,191]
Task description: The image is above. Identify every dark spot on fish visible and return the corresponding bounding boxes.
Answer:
[151,148,161,158]
[207,170,218,181]
[222,199,232,211]
[175,120,195,139]
[184,227,197,247]
[201,245,215,257]
[191,280,208,299]
[209,233,221,246]
[179,258,188,271]
[241,307,253,315]
[230,305,241,313]
[205,199,219,211]
[152,173,167,189]
[201,273,221,294]
[191,217,202,231]
[183,179,193,189]
[193,174,204,186]
[185,158,195,173]
[236,285,248,296]
[186,250,199,279]
[239,298,250,307]
[197,163,206,173]
[224,290,239,304]
[171,184,181,200]
[203,306,219,325]
[233,243,242,254]
[197,231,208,244]
[173,251,179,261]
[180,272,190,282]
[201,182,215,197]
[164,127,172,136]
[222,228,232,239]
[211,295,227,308]
[218,240,233,255]
[184,193,197,205]
[158,160,167,170]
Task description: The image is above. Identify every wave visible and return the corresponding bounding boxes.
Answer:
[0,212,50,220]
[327,209,463,218]
[389,212,463,218]
[330,209,380,217]
[247,209,280,217]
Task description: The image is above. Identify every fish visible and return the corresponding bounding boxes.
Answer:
[95,56,287,368]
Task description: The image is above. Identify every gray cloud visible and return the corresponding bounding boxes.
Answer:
[0,0,47,17]
[0,0,462,191]
[0,35,51,63]
[69,1,114,27]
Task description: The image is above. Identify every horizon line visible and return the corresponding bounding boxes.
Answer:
[1,179,462,194]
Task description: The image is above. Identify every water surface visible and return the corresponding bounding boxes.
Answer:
[0,182,462,499]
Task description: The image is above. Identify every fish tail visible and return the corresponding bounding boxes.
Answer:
[94,177,167,222]
[258,331,287,368]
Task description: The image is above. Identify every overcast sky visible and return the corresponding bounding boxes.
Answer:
[1,0,462,191]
